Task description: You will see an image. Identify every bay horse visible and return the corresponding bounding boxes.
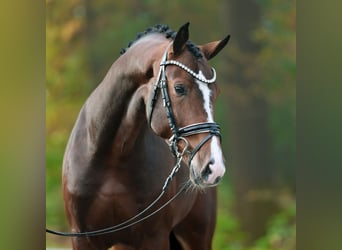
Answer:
[62,23,229,249]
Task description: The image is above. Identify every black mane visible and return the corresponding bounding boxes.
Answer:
[120,24,202,58]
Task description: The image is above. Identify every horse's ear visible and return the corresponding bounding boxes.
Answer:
[200,35,230,60]
[173,22,190,55]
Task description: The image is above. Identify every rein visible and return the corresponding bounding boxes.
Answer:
[46,42,221,237]
[46,146,188,237]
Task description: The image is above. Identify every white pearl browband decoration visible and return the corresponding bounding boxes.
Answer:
[161,60,217,84]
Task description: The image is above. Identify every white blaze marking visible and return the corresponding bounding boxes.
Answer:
[196,72,214,123]
[196,71,226,183]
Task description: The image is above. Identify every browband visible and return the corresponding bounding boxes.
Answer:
[161,60,216,84]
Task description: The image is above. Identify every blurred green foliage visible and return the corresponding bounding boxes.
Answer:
[46,0,295,248]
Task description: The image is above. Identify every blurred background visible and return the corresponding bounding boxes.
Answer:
[46,0,295,249]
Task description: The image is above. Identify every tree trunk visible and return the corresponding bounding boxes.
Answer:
[224,0,277,243]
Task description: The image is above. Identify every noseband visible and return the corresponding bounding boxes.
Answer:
[148,43,221,166]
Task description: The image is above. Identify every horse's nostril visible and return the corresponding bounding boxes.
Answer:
[214,176,222,184]
[201,160,214,181]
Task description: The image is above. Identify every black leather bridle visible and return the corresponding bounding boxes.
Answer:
[148,43,221,166]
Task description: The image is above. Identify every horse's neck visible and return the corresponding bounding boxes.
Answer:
[69,36,169,164]
[110,82,149,159]
[82,53,152,159]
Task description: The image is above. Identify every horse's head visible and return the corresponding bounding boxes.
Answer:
[146,23,230,188]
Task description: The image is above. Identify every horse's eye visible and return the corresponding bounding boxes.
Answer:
[174,85,186,96]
